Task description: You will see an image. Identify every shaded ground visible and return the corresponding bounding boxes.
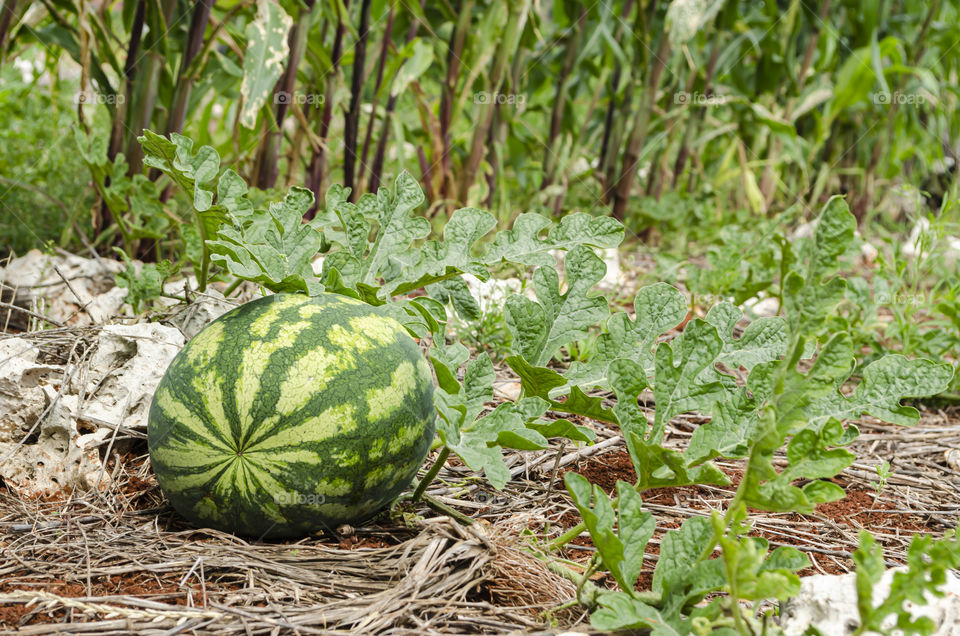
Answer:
[2,387,959,632]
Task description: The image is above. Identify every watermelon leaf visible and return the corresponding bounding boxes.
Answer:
[388,207,497,296]
[565,282,688,390]
[565,474,653,593]
[504,245,609,366]
[207,187,324,295]
[137,130,234,290]
[483,212,624,267]
[505,355,615,424]
[360,171,430,288]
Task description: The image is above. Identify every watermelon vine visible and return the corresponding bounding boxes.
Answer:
[140,131,957,633]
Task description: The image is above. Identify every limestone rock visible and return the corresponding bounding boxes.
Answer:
[781,568,960,635]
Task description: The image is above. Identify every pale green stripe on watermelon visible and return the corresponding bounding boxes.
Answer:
[313,477,352,497]
[346,315,407,345]
[211,458,285,524]
[363,463,396,489]
[184,321,225,368]
[150,454,229,491]
[191,369,233,448]
[235,320,313,427]
[153,386,233,453]
[330,448,362,466]
[275,315,408,418]
[246,403,357,452]
[274,346,348,417]
[366,361,418,420]
[368,438,386,460]
[389,423,425,454]
[249,294,305,336]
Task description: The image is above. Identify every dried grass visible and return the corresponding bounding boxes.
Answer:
[2,322,960,633]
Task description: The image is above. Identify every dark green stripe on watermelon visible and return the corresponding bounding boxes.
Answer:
[147,293,436,538]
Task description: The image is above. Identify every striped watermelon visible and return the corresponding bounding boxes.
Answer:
[147,293,436,538]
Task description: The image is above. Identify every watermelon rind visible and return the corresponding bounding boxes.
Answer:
[147,293,436,538]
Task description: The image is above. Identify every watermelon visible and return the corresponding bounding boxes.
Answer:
[147,293,436,538]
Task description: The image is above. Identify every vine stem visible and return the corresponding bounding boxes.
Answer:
[526,546,660,607]
[419,493,474,526]
[411,447,450,502]
[222,277,244,297]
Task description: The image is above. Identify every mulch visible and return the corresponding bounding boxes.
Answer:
[2,307,960,632]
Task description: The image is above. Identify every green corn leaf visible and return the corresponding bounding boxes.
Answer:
[239,0,292,128]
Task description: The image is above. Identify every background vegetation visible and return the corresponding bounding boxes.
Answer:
[1,0,957,258]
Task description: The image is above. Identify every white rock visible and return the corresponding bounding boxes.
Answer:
[13,57,35,83]
[82,323,185,432]
[0,323,184,496]
[743,295,780,317]
[84,286,129,323]
[0,340,111,494]
[780,568,960,635]
[0,250,126,326]
[463,274,524,315]
[598,247,627,291]
[311,254,326,276]
[790,221,817,240]
[860,241,879,264]
[167,289,237,340]
[549,247,626,292]
[0,338,52,444]
[902,218,960,267]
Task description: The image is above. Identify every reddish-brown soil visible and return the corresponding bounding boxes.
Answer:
[0,572,207,627]
[552,449,939,588]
